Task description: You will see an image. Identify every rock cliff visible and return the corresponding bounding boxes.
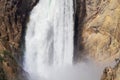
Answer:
[0,0,120,79]
[75,0,120,62]
[0,0,38,80]
[0,0,38,54]
[101,60,120,80]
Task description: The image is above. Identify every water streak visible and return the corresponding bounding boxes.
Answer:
[24,0,74,79]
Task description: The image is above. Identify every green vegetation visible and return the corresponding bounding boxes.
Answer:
[0,50,17,66]
[0,67,7,80]
[0,51,8,80]
[0,50,18,80]
[0,55,3,62]
[1,50,15,62]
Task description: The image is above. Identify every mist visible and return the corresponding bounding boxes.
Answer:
[26,59,104,80]
[24,0,106,80]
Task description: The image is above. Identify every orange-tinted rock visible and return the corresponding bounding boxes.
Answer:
[75,0,120,62]
[101,60,120,80]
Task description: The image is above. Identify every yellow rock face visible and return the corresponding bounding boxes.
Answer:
[82,0,120,62]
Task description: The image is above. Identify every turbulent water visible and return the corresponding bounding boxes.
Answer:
[24,0,74,80]
[23,0,103,80]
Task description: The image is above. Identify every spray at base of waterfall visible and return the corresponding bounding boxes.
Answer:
[25,58,105,80]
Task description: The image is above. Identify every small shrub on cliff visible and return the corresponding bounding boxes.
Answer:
[0,68,7,80]
[0,56,4,62]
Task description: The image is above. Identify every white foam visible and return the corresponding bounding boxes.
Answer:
[24,0,74,79]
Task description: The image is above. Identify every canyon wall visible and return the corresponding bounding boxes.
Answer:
[0,0,38,80]
[74,0,120,79]
[75,0,120,62]
[0,0,38,55]
[0,0,120,79]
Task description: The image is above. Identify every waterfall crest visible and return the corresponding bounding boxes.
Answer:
[24,0,74,79]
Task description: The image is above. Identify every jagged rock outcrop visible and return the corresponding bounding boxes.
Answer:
[0,0,38,80]
[0,0,39,54]
[101,60,120,80]
[0,50,28,80]
[75,0,120,62]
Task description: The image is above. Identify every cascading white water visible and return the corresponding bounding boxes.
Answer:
[24,0,74,80]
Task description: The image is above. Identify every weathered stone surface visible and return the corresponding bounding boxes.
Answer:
[0,0,39,53]
[101,60,120,80]
[75,0,120,62]
[0,0,120,79]
[74,0,87,61]
[0,50,28,80]
[0,0,38,79]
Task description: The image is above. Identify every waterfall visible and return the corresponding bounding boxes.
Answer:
[24,0,74,80]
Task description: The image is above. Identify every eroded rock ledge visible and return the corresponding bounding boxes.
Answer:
[101,60,120,80]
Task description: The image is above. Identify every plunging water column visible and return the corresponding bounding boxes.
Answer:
[24,0,74,80]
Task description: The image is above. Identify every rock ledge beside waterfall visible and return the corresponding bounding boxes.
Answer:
[101,60,120,80]
[0,0,38,80]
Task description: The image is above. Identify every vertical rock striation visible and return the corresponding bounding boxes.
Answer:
[0,0,120,79]
[0,0,39,80]
[75,0,120,62]
[0,0,39,54]
[74,0,87,62]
